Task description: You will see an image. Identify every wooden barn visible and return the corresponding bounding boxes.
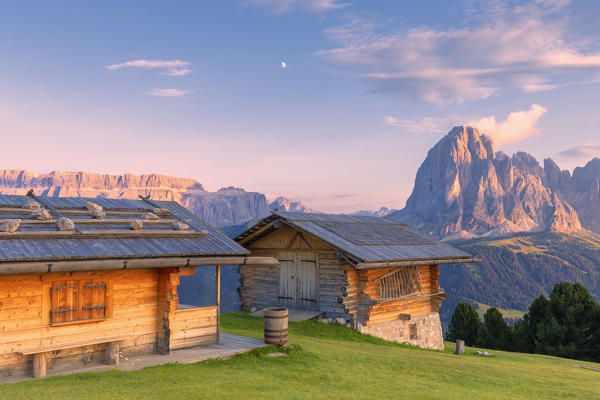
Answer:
[235,212,480,350]
[0,194,273,379]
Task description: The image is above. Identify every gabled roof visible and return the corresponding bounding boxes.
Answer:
[236,211,476,266]
[0,194,247,264]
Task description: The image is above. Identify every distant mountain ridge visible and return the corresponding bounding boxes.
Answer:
[269,196,318,213]
[0,170,394,227]
[351,207,396,217]
[0,170,270,227]
[390,126,600,238]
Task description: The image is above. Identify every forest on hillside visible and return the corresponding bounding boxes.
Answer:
[442,231,600,311]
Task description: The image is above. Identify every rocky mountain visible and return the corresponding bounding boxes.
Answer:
[0,170,270,227]
[269,196,318,213]
[351,207,396,217]
[390,126,588,238]
[545,158,600,234]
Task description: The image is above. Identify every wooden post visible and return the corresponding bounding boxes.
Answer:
[33,352,47,378]
[455,340,465,355]
[216,265,221,342]
[156,268,179,355]
[108,342,120,366]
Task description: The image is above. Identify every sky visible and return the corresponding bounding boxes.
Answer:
[1,0,600,212]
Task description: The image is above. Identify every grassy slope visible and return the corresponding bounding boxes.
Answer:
[1,314,599,400]
[474,301,525,320]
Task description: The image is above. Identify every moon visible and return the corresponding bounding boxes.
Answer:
[281,61,287,69]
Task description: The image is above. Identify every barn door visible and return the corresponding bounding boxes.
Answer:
[296,251,317,310]
[278,252,297,309]
[278,251,317,310]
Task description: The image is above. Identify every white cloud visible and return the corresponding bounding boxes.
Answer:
[107,59,191,76]
[469,104,547,146]
[318,1,600,104]
[558,144,600,160]
[385,104,547,146]
[384,116,462,134]
[244,0,349,13]
[146,88,190,97]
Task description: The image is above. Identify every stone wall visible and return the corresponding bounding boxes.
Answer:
[358,312,444,350]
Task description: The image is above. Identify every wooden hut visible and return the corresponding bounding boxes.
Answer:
[235,212,480,350]
[0,194,275,379]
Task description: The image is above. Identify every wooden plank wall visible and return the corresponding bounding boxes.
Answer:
[168,306,218,350]
[0,269,159,378]
[240,225,350,319]
[345,265,441,326]
[0,265,220,378]
[239,226,444,326]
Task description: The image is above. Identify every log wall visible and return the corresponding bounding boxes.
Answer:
[239,225,444,327]
[345,265,442,326]
[0,266,218,379]
[168,306,218,350]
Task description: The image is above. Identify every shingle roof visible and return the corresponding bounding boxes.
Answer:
[0,194,247,263]
[236,211,472,264]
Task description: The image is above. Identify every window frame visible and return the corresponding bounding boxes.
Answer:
[48,277,111,327]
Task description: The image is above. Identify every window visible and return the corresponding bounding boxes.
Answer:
[374,266,425,302]
[50,279,107,325]
[409,324,418,340]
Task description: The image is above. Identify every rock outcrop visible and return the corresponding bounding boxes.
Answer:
[0,171,270,227]
[544,158,600,234]
[269,196,317,213]
[351,207,396,217]
[390,126,583,238]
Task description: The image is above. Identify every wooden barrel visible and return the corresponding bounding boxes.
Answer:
[263,307,288,346]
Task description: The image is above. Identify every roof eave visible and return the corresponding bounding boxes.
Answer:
[355,257,483,269]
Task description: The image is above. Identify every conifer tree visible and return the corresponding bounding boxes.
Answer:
[447,302,481,346]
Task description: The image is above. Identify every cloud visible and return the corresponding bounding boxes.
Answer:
[469,104,547,146]
[317,1,600,104]
[384,116,463,134]
[107,59,191,76]
[146,89,190,97]
[558,144,600,159]
[244,0,349,13]
[385,104,547,146]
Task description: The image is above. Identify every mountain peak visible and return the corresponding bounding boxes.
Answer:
[390,127,583,238]
[269,196,317,213]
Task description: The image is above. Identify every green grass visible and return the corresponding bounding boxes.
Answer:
[474,301,525,320]
[1,313,599,399]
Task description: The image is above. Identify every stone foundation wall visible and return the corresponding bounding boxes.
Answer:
[358,312,444,350]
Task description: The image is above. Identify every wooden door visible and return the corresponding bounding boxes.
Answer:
[278,252,296,309]
[296,251,317,310]
[278,251,317,310]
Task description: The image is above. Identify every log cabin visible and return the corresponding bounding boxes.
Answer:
[235,212,480,350]
[0,194,275,379]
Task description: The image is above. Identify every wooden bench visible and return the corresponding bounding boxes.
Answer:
[17,335,137,378]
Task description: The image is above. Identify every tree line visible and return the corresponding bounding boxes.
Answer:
[446,282,600,362]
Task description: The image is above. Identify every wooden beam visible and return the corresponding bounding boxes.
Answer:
[17,334,138,355]
[179,266,196,276]
[0,230,208,240]
[0,256,278,275]
[0,218,180,225]
[33,352,47,379]
[216,265,221,343]
[356,258,483,269]
[237,220,276,245]
[73,219,179,225]
[59,210,149,216]
[108,342,120,366]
